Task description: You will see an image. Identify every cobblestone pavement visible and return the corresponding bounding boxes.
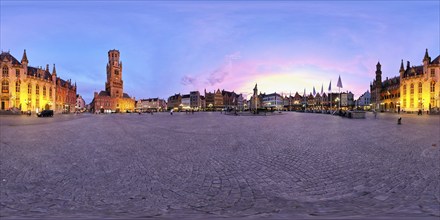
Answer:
[0,112,439,219]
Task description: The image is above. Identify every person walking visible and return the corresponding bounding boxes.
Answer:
[374,110,377,119]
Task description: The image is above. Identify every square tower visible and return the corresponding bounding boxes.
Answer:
[105,49,124,98]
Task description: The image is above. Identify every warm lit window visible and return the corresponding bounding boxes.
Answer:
[2,66,8,77]
[410,98,414,108]
[36,85,40,95]
[16,69,20,78]
[16,81,20,93]
[1,80,9,93]
[403,98,406,108]
[418,82,422,94]
[431,82,436,93]
[28,84,32,94]
[431,69,436,77]
[43,86,46,98]
[410,84,414,94]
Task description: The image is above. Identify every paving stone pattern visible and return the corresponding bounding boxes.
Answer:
[0,112,439,219]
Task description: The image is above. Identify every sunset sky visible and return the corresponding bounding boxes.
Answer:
[1,1,439,103]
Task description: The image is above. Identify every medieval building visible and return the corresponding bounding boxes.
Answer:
[0,50,76,113]
[91,50,135,113]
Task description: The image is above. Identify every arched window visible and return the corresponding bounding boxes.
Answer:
[1,80,9,93]
[28,84,32,94]
[2,66,8,77]
[418,82,422,94]
[36,85,39,95]
[49,87,52,97]
[410,84,414,94]
[403,85,406,95]
[43,86,46,98]
[16,81,20,93]
[16,69,20,78]
[430,82,435,93]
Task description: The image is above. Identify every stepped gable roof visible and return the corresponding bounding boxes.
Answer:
[0,52,21,65]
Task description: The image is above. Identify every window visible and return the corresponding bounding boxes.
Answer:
[16,81,20,93]
[2,66,8,77]
[36,85,39,95]
[431,69,436,77]
[403,98,406,108]
[403,85,406,95]
[410,98,414,108]
[49,87,52,97]
[16,69,20,78]
[28,84,32,94]
[43,86,46,98]
[1,80,9,93]
[418,82,422,94]
[410,84,414,94]
[115,70,119,75]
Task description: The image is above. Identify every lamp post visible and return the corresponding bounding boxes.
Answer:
[335,97,339,110]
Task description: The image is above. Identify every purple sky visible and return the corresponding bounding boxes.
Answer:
[1,1,439,103]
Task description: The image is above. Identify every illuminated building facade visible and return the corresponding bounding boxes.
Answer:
[0,50,76,113]
[399,49,439,112]
[370,49,439,113]
[91,50,135,113]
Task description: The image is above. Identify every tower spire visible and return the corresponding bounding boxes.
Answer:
[21,49,28,63]
[52,64,57,75]
[423,48,431,62]
[399,59,404,72]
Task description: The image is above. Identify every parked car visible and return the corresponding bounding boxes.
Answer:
[37,110,54,117]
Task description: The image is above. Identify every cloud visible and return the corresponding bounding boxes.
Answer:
[181,75,197,86]
[207,68,229,86]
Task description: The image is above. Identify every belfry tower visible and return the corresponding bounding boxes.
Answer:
[105,49,124,98]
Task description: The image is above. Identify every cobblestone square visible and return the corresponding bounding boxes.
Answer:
[1,112,439,219]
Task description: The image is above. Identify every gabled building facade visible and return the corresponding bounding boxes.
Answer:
[0,50,76,113]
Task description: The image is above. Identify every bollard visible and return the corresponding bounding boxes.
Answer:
[397,117,402,125]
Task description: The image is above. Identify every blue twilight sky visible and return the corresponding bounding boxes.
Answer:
[1,1,439,103]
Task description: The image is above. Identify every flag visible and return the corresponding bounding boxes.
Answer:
[321,84,324,95]
[328,81,332,92]
[337,75,343,88]
[313,86,316,96]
